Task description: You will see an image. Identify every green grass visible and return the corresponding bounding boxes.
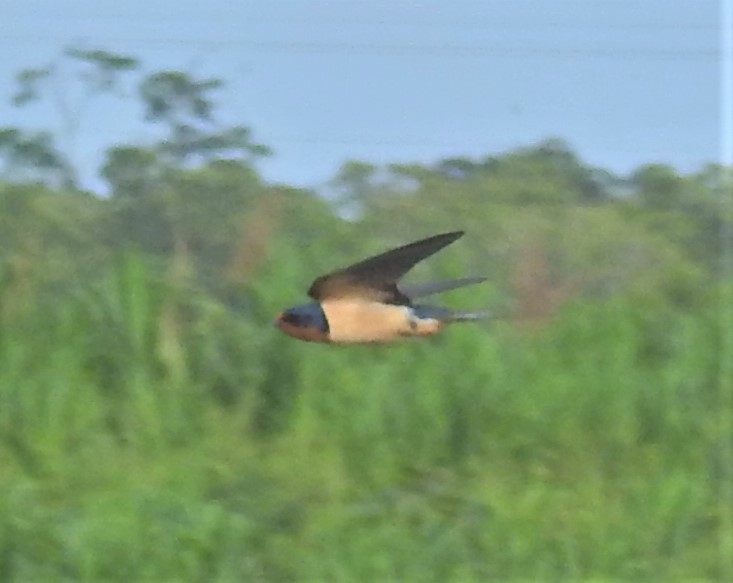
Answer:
[0,254,728,581]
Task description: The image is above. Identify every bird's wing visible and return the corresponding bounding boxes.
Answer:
[399,277,487,299]
[307,231,464,304]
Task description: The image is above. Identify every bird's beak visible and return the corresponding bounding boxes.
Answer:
[273,312,284,327]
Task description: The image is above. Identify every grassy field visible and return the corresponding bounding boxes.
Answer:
[0,253,730,582]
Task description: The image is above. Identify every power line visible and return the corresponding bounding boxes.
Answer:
[2,11,719,31]
[0,36,719,61]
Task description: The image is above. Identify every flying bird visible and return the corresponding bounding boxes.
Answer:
[275,231,488,344]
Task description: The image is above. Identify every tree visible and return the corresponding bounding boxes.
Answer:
[9,47,139,186]
[631,164,687,210]
[139,71,271,167]
[328,160,381,216]
[0,128,73,188]
[0,181,106,298]
[101,146,164,199]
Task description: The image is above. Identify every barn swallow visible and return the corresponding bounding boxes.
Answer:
[275,231,488,344]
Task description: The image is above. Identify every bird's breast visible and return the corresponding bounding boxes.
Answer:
[321,300,441,344]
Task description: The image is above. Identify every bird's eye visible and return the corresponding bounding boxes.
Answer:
[282,312,302,325]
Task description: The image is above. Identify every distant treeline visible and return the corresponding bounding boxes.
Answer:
[0,47,729,315]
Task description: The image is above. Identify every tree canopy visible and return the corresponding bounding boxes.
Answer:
[0,46,731,581]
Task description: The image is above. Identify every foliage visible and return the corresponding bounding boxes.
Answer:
[0,129,72,188]
[139,71,272,167]
[0,51,731,581]
[0,244,727,581]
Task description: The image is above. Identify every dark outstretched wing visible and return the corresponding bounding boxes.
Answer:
[308,231,464,304]
[399,277,487,299]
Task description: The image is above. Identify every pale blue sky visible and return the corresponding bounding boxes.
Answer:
[1,0,725,192]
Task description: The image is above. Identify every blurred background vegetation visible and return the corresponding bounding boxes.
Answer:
[0,48,732,581]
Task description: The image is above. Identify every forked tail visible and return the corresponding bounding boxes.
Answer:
[412,304,490,322]
[444,310,491,322]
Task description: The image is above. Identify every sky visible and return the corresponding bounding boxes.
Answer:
[0,0,727,192]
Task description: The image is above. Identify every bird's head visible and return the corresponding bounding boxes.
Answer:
[274,303,330,342]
